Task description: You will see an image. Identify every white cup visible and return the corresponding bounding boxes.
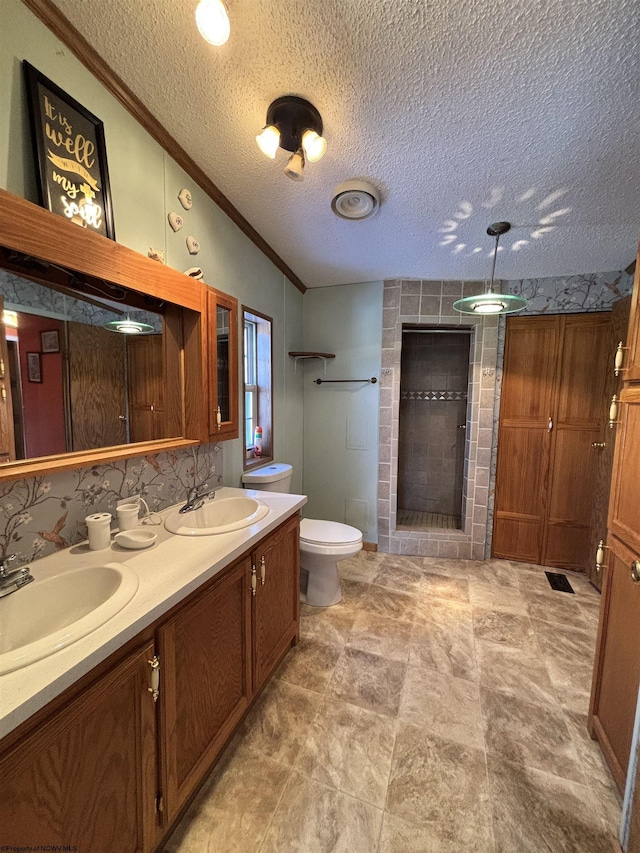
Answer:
[86,512,112,550]
[117,502,140,532]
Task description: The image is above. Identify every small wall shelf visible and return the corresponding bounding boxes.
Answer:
[288,351,336,373]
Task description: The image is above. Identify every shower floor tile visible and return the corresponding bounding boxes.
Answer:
[397,508,461,530]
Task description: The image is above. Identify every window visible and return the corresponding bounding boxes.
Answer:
[242,308,272,465]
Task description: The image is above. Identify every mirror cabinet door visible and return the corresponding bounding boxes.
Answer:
[207,288,238,440]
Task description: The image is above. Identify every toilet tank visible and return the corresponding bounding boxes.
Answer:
[241,463,293,492]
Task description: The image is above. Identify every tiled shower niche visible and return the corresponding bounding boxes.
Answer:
[379,280,499,560]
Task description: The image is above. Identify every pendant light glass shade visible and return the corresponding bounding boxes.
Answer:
[104,316,154,335]
[453,222,528,316]
[195,0,230,46]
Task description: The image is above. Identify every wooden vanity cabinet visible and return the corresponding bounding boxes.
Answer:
[0,514,300,851]
[0,640,158,853]
[207,287,239,441]
[157,556,253,824]
[252,512,300,693]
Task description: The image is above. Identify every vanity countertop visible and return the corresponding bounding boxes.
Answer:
[0,487,306,740]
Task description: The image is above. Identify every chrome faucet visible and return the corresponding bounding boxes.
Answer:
[0,555,34,599]
[179,482,216,514]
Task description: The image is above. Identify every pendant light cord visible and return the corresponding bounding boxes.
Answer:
[488,233,501,295]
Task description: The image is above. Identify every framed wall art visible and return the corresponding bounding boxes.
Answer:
[40,329,60,353]
[27,352,42,383]
[23,61,116,240]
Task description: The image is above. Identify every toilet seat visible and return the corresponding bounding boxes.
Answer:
[300,518,363,556]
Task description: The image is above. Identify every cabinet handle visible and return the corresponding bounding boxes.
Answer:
[615,342,628,376]
[595,539,608,574]
[250,565,257,596]
[0,358,4,378]
[631,561,640,584]
[591,442,606,449]
[216,406,222,430]
[548,417,553,431]
[148,655,160,702]
[609,395,619,429]
[260,555,266,585]
[1,385,5,402]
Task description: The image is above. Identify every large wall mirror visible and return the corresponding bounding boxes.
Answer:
[0,188,206,479]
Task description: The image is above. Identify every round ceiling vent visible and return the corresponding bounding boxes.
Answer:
[331,180,380,220]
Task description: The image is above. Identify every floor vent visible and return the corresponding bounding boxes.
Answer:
[545,571,575,594]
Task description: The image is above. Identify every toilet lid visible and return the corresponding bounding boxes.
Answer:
[300,518,363,546]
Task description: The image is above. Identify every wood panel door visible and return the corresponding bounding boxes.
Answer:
[127,334,165,442]
[68,321,127,450]
[252,514,300,693]
[158,557,252,824]
[493,316,560,563]
[0,641,158,852]
[493,313,611,571]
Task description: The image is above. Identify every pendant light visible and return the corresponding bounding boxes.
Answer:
[103,316,154,334]
[453,222,527,315]
[195,0,230,47]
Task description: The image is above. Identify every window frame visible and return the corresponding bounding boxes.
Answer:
[242,307,273,469]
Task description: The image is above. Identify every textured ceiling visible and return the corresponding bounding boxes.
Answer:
[48,0,640,288]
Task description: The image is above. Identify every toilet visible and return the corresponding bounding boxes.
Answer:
[241,463,363,606]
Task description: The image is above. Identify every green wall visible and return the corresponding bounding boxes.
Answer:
[0,0,304,493]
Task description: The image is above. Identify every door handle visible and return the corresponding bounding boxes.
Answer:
[631,561,640,584]
[548,417,553,431]
[615,342,628,376]
[595,540,608,574]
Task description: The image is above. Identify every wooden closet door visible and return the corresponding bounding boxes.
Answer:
[493,316,560,563]
[544,314,610,570]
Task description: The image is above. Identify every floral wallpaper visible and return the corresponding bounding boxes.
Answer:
[0,269,161,330]
[0,443,222,564]
[507,268,634,314]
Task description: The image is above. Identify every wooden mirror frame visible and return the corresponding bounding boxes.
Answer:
[0,188,206,481]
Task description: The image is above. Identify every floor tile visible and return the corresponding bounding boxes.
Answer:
[300,602,357,645]
[472,608,535,648]
[339,578,371,607]
[421,572,470,602]
[487,754,619,853]
[468,560,519,589]
[481,686,584,783]
[295,698,396,807]
[525,589,589,627]
[275,637,342,694]
[260,772,383,853]
[469,579,528,615]
[544,655,594,714]
[346,610,413,662]
[379,811,495,853]
[327,646,406,717]
[164,741,290,853]
[338,552,383,584]
[410,620,477,681]
[386,722,494,850]
[399,662,483,748]
[422,557,471,579]
[530,617,596,664]
[476,639,558,706]
[372,561,423,594]
[360,584,417,623]
[237,678,322,767]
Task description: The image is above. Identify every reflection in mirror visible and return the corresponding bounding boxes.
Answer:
[216,304,230,423]
[0,252,169,462]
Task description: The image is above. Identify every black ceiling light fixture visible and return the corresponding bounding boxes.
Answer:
[453,221,528,315]
[256,96,327,182]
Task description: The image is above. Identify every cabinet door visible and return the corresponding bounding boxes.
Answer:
[589,535,640,792]
[0,641,158,852]
[159,557,252,822]
[608,385,640,556]
[493,316,560,563]
[544,313,610,570]
[253,514,300,692]
[207,287,239,441]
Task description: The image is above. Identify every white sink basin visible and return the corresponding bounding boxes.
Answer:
[164,496,269,536]
[0,563,139,675]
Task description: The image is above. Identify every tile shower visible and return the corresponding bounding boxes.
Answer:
[398,329,472,531]
[379,280,498,560]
